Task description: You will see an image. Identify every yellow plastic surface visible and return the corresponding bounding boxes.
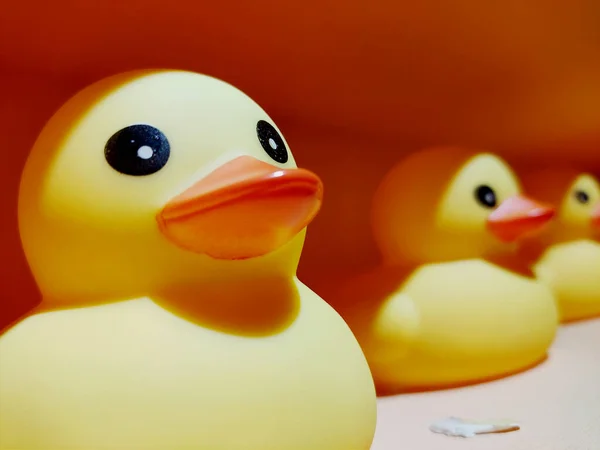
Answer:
[328,147,558,392]
[0,70,376,450]
[521,171,600,322]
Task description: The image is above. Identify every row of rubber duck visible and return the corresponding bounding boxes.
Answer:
[0,69,598,450]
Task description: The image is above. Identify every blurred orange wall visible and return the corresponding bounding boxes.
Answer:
[2,0,600,328]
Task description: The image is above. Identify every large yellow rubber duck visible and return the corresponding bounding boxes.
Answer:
[0,70,376,450]
[519,169,600,322]
[327,147,559,393]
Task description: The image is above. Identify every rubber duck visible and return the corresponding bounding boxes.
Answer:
[519,169,600,322]
[327,147,559,393]
[0,70,376,450]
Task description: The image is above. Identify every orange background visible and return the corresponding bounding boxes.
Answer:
[2,0,600,329]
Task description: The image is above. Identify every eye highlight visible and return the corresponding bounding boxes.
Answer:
[475,185,497,208]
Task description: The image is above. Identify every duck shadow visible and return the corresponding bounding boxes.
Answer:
[376,354,549,397]
[153,277,301,338]
[561,311,600,325]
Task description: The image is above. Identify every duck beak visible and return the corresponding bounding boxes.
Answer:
[592,203,600,228]
[486,195,555,243]
[157,155,323,260]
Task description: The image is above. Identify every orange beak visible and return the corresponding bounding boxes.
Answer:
[592,203,600,229]
[157,155,323,260]
[486,195,555,243]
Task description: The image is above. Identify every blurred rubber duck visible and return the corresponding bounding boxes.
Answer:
[0,70,376,450]
[519,169,600,322]
[327,147,559,393]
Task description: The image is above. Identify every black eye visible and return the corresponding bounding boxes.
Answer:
[475,185,497,208]
[574,190,589,204]
[256,120,288,164]
[105,124,170,176]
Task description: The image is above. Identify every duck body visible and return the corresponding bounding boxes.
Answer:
[338,259,557,391]
[533,239,600,321]
[0,280,375,450]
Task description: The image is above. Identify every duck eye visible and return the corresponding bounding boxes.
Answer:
[256,120,288,164]
[105,124,170,176]
[574,190,589,204]
[475,185,497,208]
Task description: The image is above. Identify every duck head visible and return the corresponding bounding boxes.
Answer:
[522,169,600,243]
[18,70,323,305]
[371,147,555,265]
